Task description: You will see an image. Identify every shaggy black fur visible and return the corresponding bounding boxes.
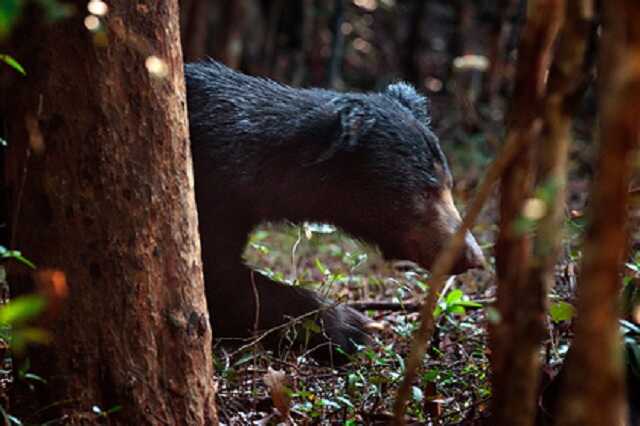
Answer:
[185,60,481,363]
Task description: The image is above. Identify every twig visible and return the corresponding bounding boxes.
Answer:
[227,306,332,358]
[251,271,260,336]
[347,301,421,312]
[250,270,261,413]
[392,121,535,424]
[10,94,42,248]
[436,276,458,306]
[290,226,302,279]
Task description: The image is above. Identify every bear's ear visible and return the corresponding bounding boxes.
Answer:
[334,97,376,149]
[385,82,431,125]
[308,97,376,164]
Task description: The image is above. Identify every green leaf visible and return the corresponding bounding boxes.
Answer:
[304,222,336,234]
[335,396,354,409]
[447,305,466,315]
[0,54,25,75]
[0,405,22,425]
[433,304,443,319]
[93,404,122,417]
[535,179,559,204]
[411,386,424,402]
[0,248,36,269]
[33,0,75,22]
[314,258,329,276]
[446,289,463,304]
[626,343,640,379]
[0,295,46,324]
[513,215,537,235]
[486,306,502,324]
[549,301,575,323]
[320,399,340,409]
[0,0,22,39]
[10,327,51,355]
[422,369,439,382]
[626,262,640,273]
[232,351,258,367]
[453,300,483,309]
[104,405,122,415]
[623,320,640,379]
[303,319,321,334]
[621,319,640,336]
[9,252,35,269]
[347,373,361,388]
[22,372,47,384]
[17,327,51,344]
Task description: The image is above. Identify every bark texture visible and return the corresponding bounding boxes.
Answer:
[555,1,640,424]
[490,1,563,425]
[532,0,593,301]
[5,1,217,424]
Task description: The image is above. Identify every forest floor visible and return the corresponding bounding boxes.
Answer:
[214,147,592,425]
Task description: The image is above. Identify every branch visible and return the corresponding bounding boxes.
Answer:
[391,117,536,424]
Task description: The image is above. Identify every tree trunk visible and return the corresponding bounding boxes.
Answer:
[181,0,211,62]
[212,1,248,68]
[326,0,346,88]
[554,1,640,424]
[490,1,563,425]
[400,0,426,89]
[4,1,217,424]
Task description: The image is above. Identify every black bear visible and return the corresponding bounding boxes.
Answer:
[185,61,484,362]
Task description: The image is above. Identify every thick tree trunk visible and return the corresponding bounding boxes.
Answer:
[4,1,217,424]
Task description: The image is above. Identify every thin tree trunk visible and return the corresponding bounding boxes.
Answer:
[490,1,564,425]
[555,2,640,425]
[400,0,426,88]
[4,1,217,424]
[213,1,247,68]
[181,0,210,61]
[326,0,346,88]
[528,2,595,423]
[291,0,314,86]
[484,0,518,103]
[532,0,593,293]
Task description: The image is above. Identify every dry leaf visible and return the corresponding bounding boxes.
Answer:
[263,367,292,422]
